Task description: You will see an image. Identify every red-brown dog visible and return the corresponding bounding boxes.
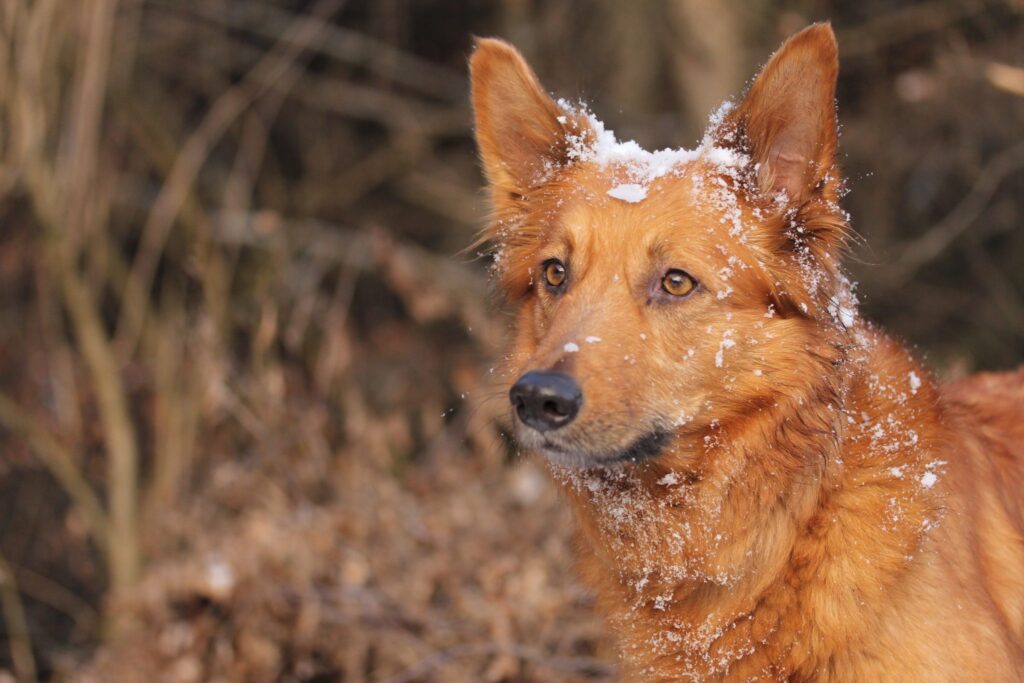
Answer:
[470,23,1024,681]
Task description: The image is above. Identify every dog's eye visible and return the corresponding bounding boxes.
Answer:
[661,269,697,297]
[543,259,567,289]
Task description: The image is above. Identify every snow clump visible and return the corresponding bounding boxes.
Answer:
[557,99,748,204]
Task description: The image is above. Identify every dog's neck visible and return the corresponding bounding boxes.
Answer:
[548,332,944,680]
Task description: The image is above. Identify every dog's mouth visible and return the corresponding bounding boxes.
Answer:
[536,428,672,469]
[600,429,672,464]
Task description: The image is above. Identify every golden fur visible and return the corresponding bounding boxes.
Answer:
[470,24,1024,681]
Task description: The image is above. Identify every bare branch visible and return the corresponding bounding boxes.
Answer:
[150,0,466,101]
[0,392,110,547]
[114,0,347,359]
[885,141,1024,287]
[0,551,39,683]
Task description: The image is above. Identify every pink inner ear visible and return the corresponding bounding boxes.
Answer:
[733,23,839,205]
[767,133,815,202]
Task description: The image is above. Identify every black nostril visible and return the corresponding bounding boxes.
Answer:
[513,395,528,422]
[543,400,565,417]
[509,371,583,432]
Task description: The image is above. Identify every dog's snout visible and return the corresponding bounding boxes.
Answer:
[509,371,582,432]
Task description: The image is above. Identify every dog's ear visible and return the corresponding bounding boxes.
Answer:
[727,23,839,206]
[722,24,849,319]
[469,38,589,210]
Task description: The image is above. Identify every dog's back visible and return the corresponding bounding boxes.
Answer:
[942,369,1024,644]
[948,367,1024,477]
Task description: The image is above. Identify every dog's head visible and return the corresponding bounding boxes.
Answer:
[470,25,854,471]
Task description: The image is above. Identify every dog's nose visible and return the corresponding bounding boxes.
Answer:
[509,371,582,432]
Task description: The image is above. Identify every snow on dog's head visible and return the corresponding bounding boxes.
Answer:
[556,98,748,205]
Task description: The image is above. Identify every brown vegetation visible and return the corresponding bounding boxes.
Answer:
[0,1,1021,681]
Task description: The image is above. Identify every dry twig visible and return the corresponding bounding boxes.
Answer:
[0,554,38,683]
[114,0,347,359]
[886,141,1024,287]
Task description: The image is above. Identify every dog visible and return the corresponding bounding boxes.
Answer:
[469,22,1024,681]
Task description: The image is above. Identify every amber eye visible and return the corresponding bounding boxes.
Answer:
[543,259,567,289]
[661,269,697,297]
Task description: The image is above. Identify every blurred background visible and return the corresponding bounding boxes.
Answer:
[0,1,1021,681]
